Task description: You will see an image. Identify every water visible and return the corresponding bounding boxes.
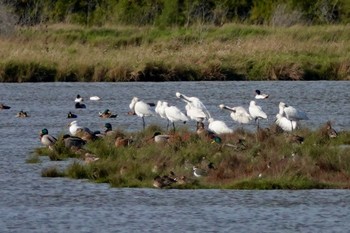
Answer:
[0,81,349,232]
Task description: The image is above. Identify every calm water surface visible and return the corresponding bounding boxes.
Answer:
[0,81,349,232]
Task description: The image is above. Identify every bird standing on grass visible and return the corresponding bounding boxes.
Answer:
[249,100,267,128]
[40,128,57,150]
[129,97,154,130]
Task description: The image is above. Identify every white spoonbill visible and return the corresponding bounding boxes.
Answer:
[275,113,297,132]
[279,102,309,121]
[175,92,211,119]
[185,103,207,123]
[255,90,269,99]
[219,104,252,125]
[129,97,154,130]
[163,102,188,131]
[249,100,267,128]
[208,118,233,135]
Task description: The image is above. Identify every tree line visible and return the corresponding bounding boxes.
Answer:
[1,0,350,27]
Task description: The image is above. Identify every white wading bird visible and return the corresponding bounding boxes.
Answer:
[175,92,211,121]
[278,102,309,131]
[163,102,188,131]
[129,97,154,130]
[208,118,233,135]
[219,104,252,125]
[249,100,267,128]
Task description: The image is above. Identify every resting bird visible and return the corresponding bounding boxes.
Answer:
[62,134,86,149]
[152,132,171,144]
[219,104,252,125]
[40,128,57,150]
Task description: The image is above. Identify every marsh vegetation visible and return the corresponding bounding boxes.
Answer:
[32,122,350,189]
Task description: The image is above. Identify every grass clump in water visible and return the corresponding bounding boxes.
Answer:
[35,122,350,189]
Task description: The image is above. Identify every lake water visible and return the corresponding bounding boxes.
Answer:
[0,81,349,232]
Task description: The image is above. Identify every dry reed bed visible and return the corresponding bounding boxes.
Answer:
[1,24,350,81]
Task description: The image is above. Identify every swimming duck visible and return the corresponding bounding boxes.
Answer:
[99,109,118,118]
[67,111,78,118]
[74,94,84,103]
[0,103,11,109]
[75,102,86,109]
[40,128,57,150]
[16,110,29,118]
[255,90,269,99]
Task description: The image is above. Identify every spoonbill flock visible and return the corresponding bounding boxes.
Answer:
[128,90,310,134]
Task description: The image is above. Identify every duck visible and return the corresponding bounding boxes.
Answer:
[152,132,171,144]
[40,128,57,150]
[68,121,97,141]
[115,136,133,148]
[196,122,222,143]
[192,166,208,178]
[321,121,338,139]
[74,94,84,103]
[99,109,118,118]
[16,110,29,118]
[62,134,86,149]
[75,102,86,109]
[0,103,11,109]
[67,111,77,118]
[255,90,269,99]
[153,175,176,188]
[84,153,100,164]
[103,123,115,136]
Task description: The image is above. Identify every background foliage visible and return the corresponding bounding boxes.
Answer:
[1,0,350,27]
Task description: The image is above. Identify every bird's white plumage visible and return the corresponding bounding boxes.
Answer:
[275,113,297,132]
[89,96,100,101]
[255,90,269,99]
[164,102,188,123]
[208,118,233,134]
[219,104,252,124]
[249,100,267,120]
[176,92,211,119]
[69,121,83,136]
[75,95,84,103]
[279,102,309,121]
[130,97,154,117]
[185,104,207,122]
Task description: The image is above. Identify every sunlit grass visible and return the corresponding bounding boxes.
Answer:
[0,23,349,82]
[34,122,350,189]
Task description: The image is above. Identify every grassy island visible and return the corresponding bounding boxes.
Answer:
[31,122,350,190]
[1,23,350,82]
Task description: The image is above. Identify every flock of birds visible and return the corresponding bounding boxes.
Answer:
[3,88,338,188]
[128,89,310,135]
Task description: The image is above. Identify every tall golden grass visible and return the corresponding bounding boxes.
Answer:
[1,23,350,81]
